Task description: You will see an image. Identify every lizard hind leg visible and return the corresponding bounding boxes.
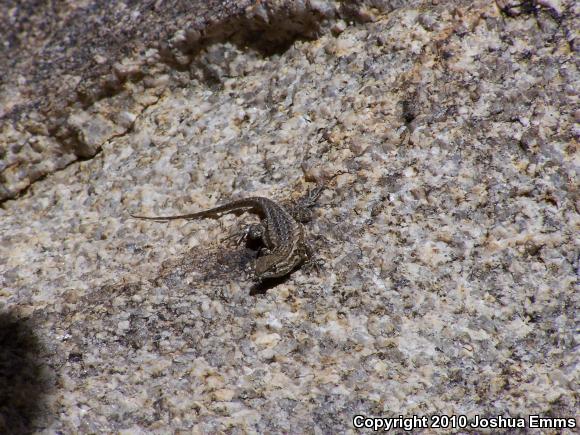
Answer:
[287,203,313,223]
[244,223,265,241]
[222,223,265,246]
[301,241,324,275]
[287,184,325,223]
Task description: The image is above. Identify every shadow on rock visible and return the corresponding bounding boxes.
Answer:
[249,275,290,295]
[0,311,54,434]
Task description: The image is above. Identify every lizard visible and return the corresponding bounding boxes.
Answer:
[130,185,325,282]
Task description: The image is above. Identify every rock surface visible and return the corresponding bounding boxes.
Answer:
[1,0,578,433]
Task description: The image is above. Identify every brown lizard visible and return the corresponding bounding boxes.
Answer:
[130,186,324,282]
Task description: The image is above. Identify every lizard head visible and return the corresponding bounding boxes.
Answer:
[254,255,296,281]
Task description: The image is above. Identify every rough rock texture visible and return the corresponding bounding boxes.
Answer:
[1,0,578,433]
[0,0,362,202]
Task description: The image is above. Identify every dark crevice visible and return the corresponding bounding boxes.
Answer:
[0,94,157,207]
[0,152,95,209]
